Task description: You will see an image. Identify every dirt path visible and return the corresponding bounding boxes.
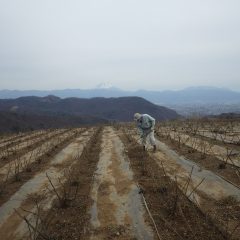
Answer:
[0,129,67,161]
[129,129,240,201]
[0,132,30,146]
[153,139,240,200]
[167,131,240,167]
[198,130,240,145]
[0,129,81,180]
[88,127,154,240]
[0,129,94,240]
[119,128,226,240]
[0,129,47,149]
[150,138,240,239]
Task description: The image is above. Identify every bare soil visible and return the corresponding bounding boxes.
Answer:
[42,127,103,240]
[0,124,239,240]
[87,127,153,239]
[0,132,29,145]
[157,134,240,187]
[0,129,94,240]
[0,129,70,168]
[42,127,155,240]
[194,132,240,151]
[0,129,48,151]
[119,129,226,240]
[0,129,85,207]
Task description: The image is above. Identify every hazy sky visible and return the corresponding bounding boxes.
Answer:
[0,0,240,91]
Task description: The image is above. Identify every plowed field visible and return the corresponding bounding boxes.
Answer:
[0,125,239,240]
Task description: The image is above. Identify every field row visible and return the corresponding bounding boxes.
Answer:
[0,125,239,240]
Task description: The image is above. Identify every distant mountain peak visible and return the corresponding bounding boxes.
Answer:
[96,82,113,89]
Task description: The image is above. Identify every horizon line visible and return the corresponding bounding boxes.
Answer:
[0,86,239,92]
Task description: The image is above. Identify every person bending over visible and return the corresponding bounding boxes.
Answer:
[134,113,157,151]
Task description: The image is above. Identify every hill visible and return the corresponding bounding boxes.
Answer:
[0,111,108,133]
[0,96,179,133]
[0,96,179,125]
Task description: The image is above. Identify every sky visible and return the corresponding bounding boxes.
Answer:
[0,0,240,91]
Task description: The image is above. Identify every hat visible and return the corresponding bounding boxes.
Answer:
[134,113,141,121]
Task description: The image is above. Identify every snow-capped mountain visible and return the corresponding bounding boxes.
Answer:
[96,82,113,89]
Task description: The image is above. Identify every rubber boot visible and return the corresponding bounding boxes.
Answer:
[153,145,157,152]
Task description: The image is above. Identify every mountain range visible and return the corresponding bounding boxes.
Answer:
[0,96,179,132]
[1,86,240,104]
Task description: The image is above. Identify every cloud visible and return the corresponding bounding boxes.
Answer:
[0,0,240,90]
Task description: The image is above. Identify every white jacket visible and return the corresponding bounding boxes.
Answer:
[137,114,155,135]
